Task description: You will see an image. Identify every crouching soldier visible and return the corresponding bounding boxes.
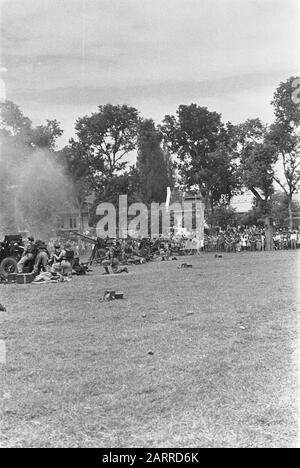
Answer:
[33,240,50,274]
[50,243,64,274]
[60,243,74,277]
[50,242,74,277]
[17,236,36,273]
[102,244,128,275]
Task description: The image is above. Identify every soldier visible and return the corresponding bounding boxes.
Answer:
[60,242,75,276]
[50,243,64,274]
[102,243,128,275]
[33,240,50,274]
[17,236,36,273]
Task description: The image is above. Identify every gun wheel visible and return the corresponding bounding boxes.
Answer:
[0,257,18,276]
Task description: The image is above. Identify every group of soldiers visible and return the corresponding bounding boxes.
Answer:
[14,225,300,281]
[18,237,75,277]
[17,235,131,277]
[89,237,175,269]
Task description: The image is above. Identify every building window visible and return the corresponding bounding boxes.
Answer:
[70,217,77,229]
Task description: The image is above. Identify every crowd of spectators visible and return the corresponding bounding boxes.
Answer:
[202,226,300,252]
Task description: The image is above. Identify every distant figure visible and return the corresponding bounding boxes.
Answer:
[290,231,297,249]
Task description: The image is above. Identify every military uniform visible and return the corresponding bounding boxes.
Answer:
[17,237,36,273]
[33,241,50,274]
[102,244,128,275]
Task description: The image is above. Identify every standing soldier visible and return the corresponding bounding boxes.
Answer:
[33,240,50,274]
[17,236,36,273]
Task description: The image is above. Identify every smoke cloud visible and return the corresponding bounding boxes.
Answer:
[0,142,73,240]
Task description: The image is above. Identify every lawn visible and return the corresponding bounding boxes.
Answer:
[0,251,299,448]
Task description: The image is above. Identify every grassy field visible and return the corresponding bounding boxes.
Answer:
[0,251,299,448]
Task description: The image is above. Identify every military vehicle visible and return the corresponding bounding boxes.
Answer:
[0,235,24,276]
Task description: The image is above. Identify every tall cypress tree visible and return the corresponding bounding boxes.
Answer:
[137,119,171,205]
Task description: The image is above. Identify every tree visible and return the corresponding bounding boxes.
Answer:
[60,141,94,233]
[31,120,63,150]
[235,119,277,250]
[61,103,142,232]
[137,119,171,204]
[88,167,141,228]
[0,101,34,231]
[73,104,140,193]
[202,144,240,210]
[0,100,64,234]
[160,104,238,210]
[236,208,263,228]
[206,205,237,230]
[270,191,300,227]
[268,76,300,228]
[162,141,176,190]
[0,100,32,141]
[0,100,63,150]
[238,191,300,232]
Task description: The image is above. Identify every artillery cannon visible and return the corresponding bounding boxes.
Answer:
[0,235,24,277]
[70,231,108,265]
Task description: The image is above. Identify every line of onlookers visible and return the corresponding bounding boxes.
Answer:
[203,227,300,252]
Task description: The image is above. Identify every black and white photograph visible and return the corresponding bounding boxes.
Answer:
[0,0,299,450]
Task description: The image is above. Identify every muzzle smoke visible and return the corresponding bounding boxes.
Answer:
[0,143,73,240]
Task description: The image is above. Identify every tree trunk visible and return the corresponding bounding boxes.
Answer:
[78,202,84,234]
[264,216,274,251]
[76,202,85,253]
[288,196,293,230]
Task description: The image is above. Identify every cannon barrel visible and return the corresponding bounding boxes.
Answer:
[70,231,97,245]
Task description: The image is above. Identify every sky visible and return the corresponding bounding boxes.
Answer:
[0,0,300,148]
